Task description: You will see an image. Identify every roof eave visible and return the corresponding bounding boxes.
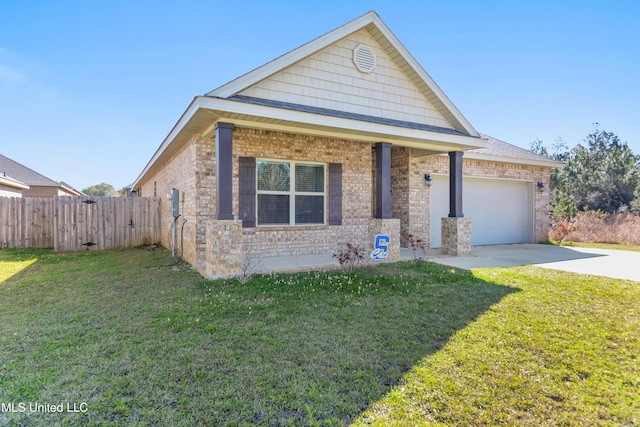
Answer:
[59,184,85,197]
[0,176,29,190]
[463,151,565,168]
[132,97,205,189]
[132,96,486,189]
[199,97,485,148]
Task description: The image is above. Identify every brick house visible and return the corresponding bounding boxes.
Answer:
[132,11,561,278]
[0,154,84,198]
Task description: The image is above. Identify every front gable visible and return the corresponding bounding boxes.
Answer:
[134,11,489,192]
[238,28,451,129]
[208,11,478,137]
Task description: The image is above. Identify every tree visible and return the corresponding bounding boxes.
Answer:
[530,138,550,158]
[631,185,640,214]
[551,128,640,215]
[550,188,578,219]
[530,137,569,162]
[82,182,120,197]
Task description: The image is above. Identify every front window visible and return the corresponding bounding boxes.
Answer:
[257,160,325,225]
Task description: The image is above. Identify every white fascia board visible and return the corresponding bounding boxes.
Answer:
[208,12,381,98]
[370,17,479,137]
[0,176,29,190]
[402,60,479,137]
[456,151,564,168]
[132,97,202,188]
[199,97,486,149]
[132,93,487,189]
[59,184,84,197]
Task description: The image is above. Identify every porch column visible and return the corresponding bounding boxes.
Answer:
[442,151,471,255]
[375,142,392,219]
[449,151,464,218]
[215,122,235,220]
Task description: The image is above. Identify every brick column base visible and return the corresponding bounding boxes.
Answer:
[367,218,401,261]
[441,217,472,256]
[205,220,243,279]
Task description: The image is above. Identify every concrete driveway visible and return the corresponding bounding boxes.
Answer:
[429,244,640,282]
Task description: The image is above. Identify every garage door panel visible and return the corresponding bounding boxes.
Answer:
[431,176,533,247]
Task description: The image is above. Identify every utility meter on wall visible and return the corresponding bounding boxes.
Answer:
[168,188,180,217]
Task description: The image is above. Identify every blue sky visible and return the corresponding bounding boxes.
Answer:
[1,0,638,190]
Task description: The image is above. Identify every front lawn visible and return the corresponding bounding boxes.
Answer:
[0,248,637,426]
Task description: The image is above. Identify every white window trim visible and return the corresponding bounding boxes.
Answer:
[256,158,327,227]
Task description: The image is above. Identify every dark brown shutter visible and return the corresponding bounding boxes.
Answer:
[239,157,256,228]
[328,163,342,225]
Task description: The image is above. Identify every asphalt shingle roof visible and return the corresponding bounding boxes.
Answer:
[225,95,473,138]
[224,97,558,165]
[472,134,560,163]
[0,154,61,187]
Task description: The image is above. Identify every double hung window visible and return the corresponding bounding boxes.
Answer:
[257,160,325,225]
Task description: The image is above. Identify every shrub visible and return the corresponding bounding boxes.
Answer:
[237,248,262,285]
[332,243,365,273]
[401,231,429,263]
[549,218,577,243]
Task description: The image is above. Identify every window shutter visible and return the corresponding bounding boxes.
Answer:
[328,163,342,225]
[239,157,256,227]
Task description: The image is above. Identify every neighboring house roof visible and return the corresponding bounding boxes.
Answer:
[59,181,86,197]
[464,134,564,168]
[0,172,29,190]
[0,153,62,187]
[0,154,84,195]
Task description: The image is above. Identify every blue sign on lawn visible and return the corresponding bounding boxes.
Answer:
[370,234,390,261]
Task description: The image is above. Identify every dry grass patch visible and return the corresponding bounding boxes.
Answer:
[551,211,640,245]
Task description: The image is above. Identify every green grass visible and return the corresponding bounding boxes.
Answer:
[0,248,638,426]
[354,267,640,426]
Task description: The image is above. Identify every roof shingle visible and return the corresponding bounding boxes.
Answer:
[226,95,472,137]
[0,154,62,187]
[471,134,561,164]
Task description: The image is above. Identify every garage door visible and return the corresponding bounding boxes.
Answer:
[431,176,534,247]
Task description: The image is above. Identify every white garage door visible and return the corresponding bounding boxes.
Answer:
[431,176,534,247]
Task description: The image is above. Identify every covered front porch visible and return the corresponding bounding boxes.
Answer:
[201,117,479,279]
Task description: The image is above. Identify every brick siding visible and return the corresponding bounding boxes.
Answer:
[417,154,552,243]
[139,125,554,277]
[139,135,198,267]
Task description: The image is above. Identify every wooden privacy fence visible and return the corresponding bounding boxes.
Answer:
[0,197,54,248]
[0,196,161,252]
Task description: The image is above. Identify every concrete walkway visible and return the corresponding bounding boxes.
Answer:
[426,244,640,282]
[257,244,640,282]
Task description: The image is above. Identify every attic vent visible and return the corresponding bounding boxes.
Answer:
[353,44,376,73]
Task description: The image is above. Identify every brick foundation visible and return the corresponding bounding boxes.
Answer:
[205,220,243,279]
[368,218,401,261]
[441,217,472,255]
